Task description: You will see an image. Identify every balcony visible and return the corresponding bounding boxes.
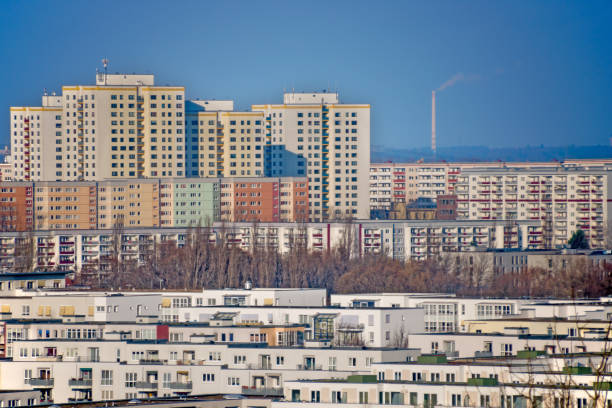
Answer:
[135,381,158,390]
[30,378,54,388]
[168,382,192,391]
[69,379,93,389]
[241,387,284,397]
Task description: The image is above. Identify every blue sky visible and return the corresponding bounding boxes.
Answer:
[1,0,611,149]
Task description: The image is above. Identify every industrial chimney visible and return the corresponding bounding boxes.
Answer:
[431,91,436,156]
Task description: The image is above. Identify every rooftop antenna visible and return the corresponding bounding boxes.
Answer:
[101,58,109,85]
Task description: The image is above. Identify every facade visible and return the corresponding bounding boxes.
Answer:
[33,182,98,230]
[220,178,308,222]
[0,158,13,181]
[9,77,371,224]
[2,333,415,403]
[160,179,220,227]
[10,74,186,181]
[449,248,612,277]
[370,162,612,249]
[0,287,609,405]
[60,73,186,180]
[455,168,611,248]
[0,182,33,231]
[0,219,540,272]
[0,178,307,233]
[9,95,63,182]
[369,159,612,211]
[253,93,370,221]
[279,354,612,408]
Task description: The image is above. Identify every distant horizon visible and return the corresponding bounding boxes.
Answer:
[371,143,612,163]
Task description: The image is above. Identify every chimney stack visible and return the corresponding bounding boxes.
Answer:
[431,91,436,156]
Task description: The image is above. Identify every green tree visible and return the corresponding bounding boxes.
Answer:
[568,229,589,249]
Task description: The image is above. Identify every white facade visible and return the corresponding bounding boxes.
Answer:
[199,288,327,307]
[3,336,416,403]
[160,305,425,348]
[330,294,527,333]
[0,219,541,272]
[456,168,612,248]
[369,159,612,211]
[253,93,371,221]
[10,96,62,181]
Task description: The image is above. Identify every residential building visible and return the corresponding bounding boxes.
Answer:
[455,167,611,248]
[9,95,62,181]
[0,182,33,231]
[160,179,220,227]
[185,103,266,178]
[33,182,97,230]
[11,73,186,181]
[97,179,160,228]
[220,177,308,222]
[0,219,541,272]
[253,93,370,221]
[369,159,612,211]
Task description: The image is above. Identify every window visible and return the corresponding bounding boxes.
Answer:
[125,372,137,387]
[328,356,337,371]
[311,390,320,403]
[101,370,113,385]
[332,391,346,403]
[501,343,513,356]
[359,392,369,404]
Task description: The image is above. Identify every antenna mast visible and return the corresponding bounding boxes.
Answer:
[102,58,109,85]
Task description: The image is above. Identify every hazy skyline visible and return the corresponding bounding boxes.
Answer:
[1,0,611,150]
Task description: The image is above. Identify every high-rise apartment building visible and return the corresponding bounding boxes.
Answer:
[9,72,370,223]
[10,95,62,181]
[60,73,185,180]
[253,92,370,221]
[185,101,266,178]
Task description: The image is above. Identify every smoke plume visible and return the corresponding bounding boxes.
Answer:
[437,72,479,91]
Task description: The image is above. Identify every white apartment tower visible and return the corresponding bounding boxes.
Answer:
[253,92,370,221]
[10,95,63,181]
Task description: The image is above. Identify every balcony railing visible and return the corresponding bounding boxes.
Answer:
[241,386,284,396]
[69,378,93,388]
[168,381,192,390]
[30,378,54,387]
[135,381,158,389]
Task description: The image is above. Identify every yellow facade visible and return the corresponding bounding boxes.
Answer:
[217,112,265,177]
[97,180,160,228]
[33,182,97,230]
[140,87,186,178]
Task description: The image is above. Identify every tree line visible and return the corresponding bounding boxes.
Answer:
[74,225,612,298]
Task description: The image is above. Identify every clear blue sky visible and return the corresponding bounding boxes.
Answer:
[1,0,611,149]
